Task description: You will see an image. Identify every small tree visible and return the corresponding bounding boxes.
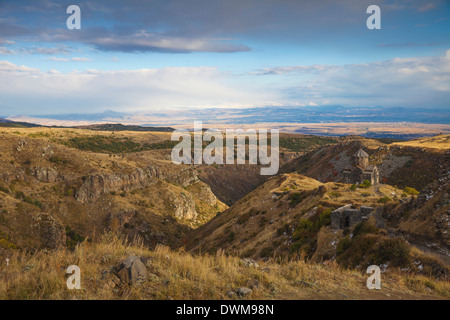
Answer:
[359,180,371,189]
[403,187,419,196]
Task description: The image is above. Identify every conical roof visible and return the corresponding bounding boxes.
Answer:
[354,148,369,158]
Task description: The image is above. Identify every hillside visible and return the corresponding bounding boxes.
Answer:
[0,128,448,300]
[196,134,339,205]
[392,134,450,150]
[186,172,396,258]
[283,136,449,191]
[1,234,449,300]
[0,120,41,128]
[384,156,450,261]
[0,128,226,253]
[74,123,174,132]
[185,135,450,280]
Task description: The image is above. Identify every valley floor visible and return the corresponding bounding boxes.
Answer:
[1,235,449,300]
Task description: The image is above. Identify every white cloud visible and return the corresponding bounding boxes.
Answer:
[1,50,449,115]
[0,61,272,114]
[0,46,15,55]
[71,57,91,62]
[47,57,91,62]
[252,50,450,108]
[418,3,437,12]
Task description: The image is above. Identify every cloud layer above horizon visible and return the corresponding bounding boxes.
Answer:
[0,0,449,115]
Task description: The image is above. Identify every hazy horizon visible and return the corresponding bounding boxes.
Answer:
[0,0,449,116]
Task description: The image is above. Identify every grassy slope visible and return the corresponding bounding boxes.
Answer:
[186,173,408,259]
[392,134,450,150]
[1,234,449,300]
[0,128,226,251]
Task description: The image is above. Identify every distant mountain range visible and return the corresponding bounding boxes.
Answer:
[0,117,40,128]
[2,106,449,139]
[75,123,174,132]
[12,106,449,125]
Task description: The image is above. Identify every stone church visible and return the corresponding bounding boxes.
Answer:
[342,148,379,185]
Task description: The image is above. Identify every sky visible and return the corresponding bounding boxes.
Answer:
[0,0,449,116]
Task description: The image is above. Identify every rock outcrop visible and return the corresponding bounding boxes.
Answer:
[113,255,147,285]
[31,213,66,249]
[33,166,59,182]
[167,168,199,187]
[166,189,197,220]
[76,166,162,203]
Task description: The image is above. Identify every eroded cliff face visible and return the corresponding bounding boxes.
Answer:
[0,132,226,252]
[166,168,199,187]
[76,166,162,203]
[31,213,66,249]
[74,167,208,221]
[165,189,197,220]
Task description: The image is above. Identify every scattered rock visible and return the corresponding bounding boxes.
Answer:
[226,291,237,298]
[148,273,160,282]
[31,213,66,249]
[236,287,253,297]
[101,254,113,264]
[16,140,27,152]
[140,256,153,267]
[248,279,260,290]
[101,272,121,289]
[33,166,59,182]
[296,280,314,288]
[241,258,259,268]
[114,255,147,285]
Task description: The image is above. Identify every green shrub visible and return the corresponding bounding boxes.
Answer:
[288,192,306,208]
[15,191,42,209]
[378,196,392,203]
[277,223,290,236]
[403,187,419,196]
[350,184,357,191]
[62,135,179,154]
[372,238,411,267]
[290,207,333,259]
[358,180,371,189]
[329,191,341,198]
[318,208,332,226]
[336,236,351,255]
[353,221,379,238]
[65,226,85,250]
[49,156,69,165]
[237,208,260,225]
[260,245,275,258]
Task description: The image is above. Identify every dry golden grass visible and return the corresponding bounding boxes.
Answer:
[1,234,449,300]
[393,134,450,150]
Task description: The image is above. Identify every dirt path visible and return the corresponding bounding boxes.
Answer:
[408,241,450,265]
[370,207,450,265]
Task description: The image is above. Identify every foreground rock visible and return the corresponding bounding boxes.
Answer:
[113,256,147,285]
[236,287,253,297]
[241,258,259,268]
